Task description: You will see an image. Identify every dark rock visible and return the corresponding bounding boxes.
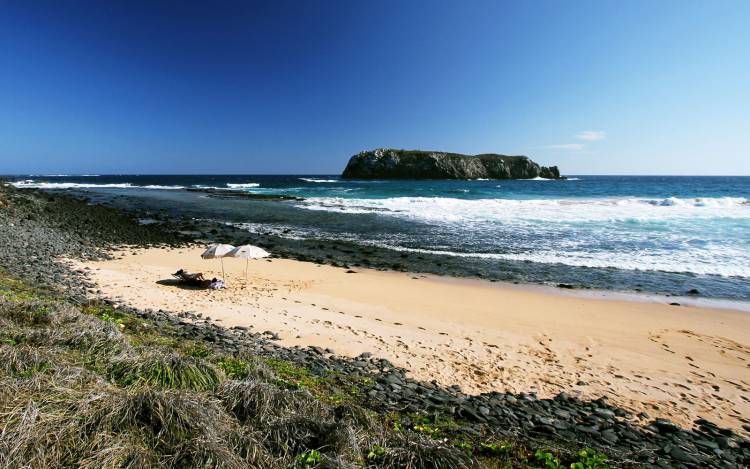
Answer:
[576,424,599,434]
[715,436,731,449]
[653,418,681,434]
[694,439,719,450]
[669,446,697,463]
[341,148,562,180]
[185,187,304,201]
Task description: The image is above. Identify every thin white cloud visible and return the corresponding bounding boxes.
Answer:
[543,143,585,150]
[576,130,606,141]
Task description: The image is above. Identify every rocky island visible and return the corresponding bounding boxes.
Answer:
[342,148,562,179]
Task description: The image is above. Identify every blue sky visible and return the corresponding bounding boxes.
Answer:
[1,0,748,175]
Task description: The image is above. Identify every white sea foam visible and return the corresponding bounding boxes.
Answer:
[369,243,750,278]
[298,196,750,223]
[296,195,750,278]
[193,183,269,191]
[34,174,99,178]
[226,183,260,188]
[195,192,750,279]
[12,180,135,189]
[299,178,338,183]
[11,180,184,190]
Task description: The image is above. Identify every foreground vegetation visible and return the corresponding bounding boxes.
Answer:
[0,272,609,468]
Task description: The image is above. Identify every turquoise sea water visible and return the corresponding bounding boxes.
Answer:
[9,175,750,301]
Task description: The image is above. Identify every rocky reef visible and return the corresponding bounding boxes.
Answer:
[342,148,562,179]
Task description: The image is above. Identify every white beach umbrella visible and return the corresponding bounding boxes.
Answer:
[201,244,235,281]
[226,244,271,280]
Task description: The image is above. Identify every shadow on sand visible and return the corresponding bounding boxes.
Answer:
[155,278,209,290]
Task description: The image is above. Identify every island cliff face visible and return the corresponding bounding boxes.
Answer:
[341,148,562,179]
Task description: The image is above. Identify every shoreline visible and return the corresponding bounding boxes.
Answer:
[31,182,747,303]
[442,277,750,314]
[75,245,750,434]
[23,180,750,309]
[3,183,750,466]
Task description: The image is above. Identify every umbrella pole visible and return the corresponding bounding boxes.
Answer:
[245,259,248,282]
[221,258,225,282]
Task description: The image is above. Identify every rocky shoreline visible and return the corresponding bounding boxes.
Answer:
[72,187,739,303]
[1,182,749,467]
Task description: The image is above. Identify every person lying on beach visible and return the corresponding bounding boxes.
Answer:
[172,269,208,286]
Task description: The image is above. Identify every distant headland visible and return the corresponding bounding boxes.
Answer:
[341,148,562,180]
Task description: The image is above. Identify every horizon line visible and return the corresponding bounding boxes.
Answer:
[2,173,750,178]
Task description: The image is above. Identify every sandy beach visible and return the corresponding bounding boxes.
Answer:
[73,245,750,434]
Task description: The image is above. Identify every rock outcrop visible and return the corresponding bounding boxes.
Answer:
[342,148,562,180]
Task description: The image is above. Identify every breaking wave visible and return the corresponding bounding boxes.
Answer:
[298,196,750,223]
[11,180,184,190]
[299,178,338,183]
[368,244,750,278]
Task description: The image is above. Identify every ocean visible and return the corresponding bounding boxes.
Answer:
[9,175,750,302]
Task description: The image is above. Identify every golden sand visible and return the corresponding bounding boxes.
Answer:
[72,245,750,432]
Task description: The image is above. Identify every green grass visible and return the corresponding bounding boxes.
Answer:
[181,341,212,358]
[0,270,613,469]
[217,356,250,380]
[0,273,56,303]
[81,304,159,337]
[295,449,322,467]
[367,444,386,461]
[110,352,223,391]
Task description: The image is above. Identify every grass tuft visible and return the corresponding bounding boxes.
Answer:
[110,351,223,391]
[0,345,50,377]
[77,436,158,469]
[371,433,477,468]
[219,379,325,425]
[0,299,54,326]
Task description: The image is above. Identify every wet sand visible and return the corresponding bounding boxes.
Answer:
[72,245,750,434]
